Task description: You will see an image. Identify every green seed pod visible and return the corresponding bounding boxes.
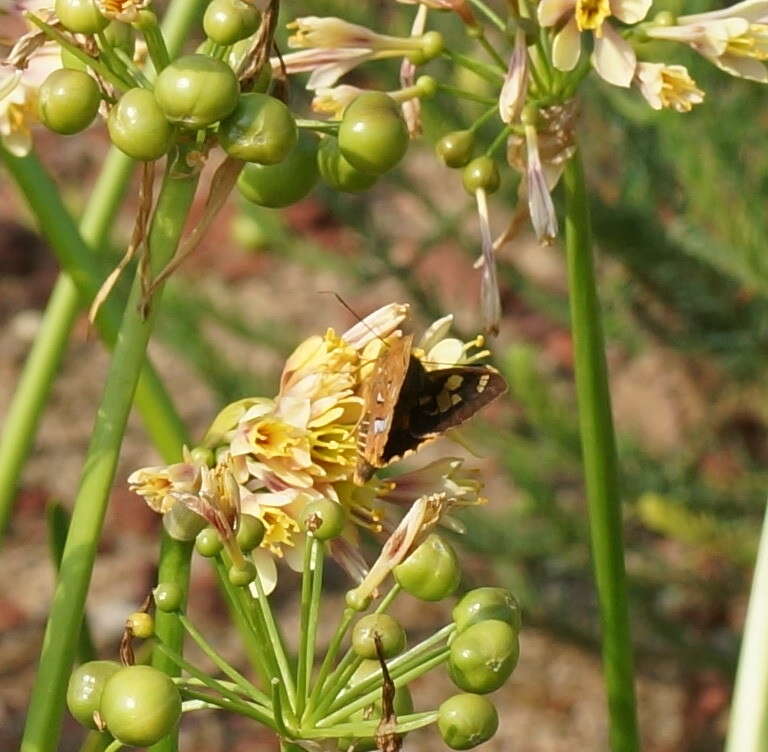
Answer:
[415,74,438,99]
[236,513,266,552]
[436,130,474,168]
[189,446,215,467]
[462,156,500,195]
[227,41,272,92]
[55,0,108,34]
[195,526,223,557]
[127,611,154,639]
[393,533,461,601]
[38,69,101,135]
[100,665,182,747]
[107,88,174,161]
[452,587,521,635]
[219,92,297,163]
[153,582,183,613]
[352,614,406,659]
[237,130,319,208]
[300,498,347,540]
[154,54,239,129]
[67,660,121,729]
[448,619,519,694]
[438,693,498,750]
[203,0,260,45]
[103,20,135,56]
[338,92,408,175]
[228,559,257,586]
[317,136,377,193]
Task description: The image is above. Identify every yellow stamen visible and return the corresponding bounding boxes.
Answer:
[575,0,611,32]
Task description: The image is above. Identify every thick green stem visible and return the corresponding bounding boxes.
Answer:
[0,149,133,537]
[563,151,639,752]
[725,500,768,752]
[20,161,199,752]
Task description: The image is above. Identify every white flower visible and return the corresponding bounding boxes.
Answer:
[538,0,652,86]
[524,124,558,244]
[647,15,768,81]
[634,62,705,111]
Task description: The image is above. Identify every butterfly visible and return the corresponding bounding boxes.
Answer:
[354,333,507,485]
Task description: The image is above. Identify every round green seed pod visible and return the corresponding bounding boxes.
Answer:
[438,693,498,750]
[462,156,500,195]
[218,92,297,163]
[236,513,266,552]
[436,130,474,168]
[393,533,461,601]
[38,69,101,135]
[66,660,121,729]
[452,587,521,635]
[203,0,260,45]
[107,88,174,161]
[352,614,406,659]
[317,136,377,193]
[228,559,257,586]
[237,130,319,208]
[448,619,519,694]
[55,0,108,34]
[99,665,181,747]
[300,498,347,540]
[195,526,223,557]
[154,54,239,129]
[337,92,408,175]
[153,582,183,613]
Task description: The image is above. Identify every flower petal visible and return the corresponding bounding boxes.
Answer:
[250,548,278,595]
[681,0,768,24]
[591,23,636,86]
[538,0,576,26]
[715,52,768,81]
[609,0,652,24]
[552,17,582,72]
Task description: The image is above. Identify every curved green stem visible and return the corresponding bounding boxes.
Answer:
[20,158,199,752]
[563,151,639,752]
[725,499,768,752]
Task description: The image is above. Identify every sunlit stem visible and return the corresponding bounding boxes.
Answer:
[466,0,506,30]
[178,614,270,705]
[178,686,276,727]
[316,647,450,728]
[485,125,512,157]
[300,711,439,738]
[249,557,297,712]
[152,639,275,724]
[298,537,324,716]
[436,82,497,105]
[563,151,639,752]
[272,678,292,739]
[442,48,505,84]
[324,624,455,718]
[725,500,768,752]
[469,104,501,133]
[305,607,355,718]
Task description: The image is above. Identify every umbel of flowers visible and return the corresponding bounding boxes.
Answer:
[64,304,520,751]
[4,0,766,336]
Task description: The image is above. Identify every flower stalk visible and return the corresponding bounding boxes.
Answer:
[20,157,199,752]
[563,150,639,752]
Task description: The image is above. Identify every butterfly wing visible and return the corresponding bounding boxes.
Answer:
[379,365,507,466]
[354,335,414,484]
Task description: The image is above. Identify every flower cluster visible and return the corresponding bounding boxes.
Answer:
[129,304,496,594]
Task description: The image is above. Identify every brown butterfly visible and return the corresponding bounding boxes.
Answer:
[354,333,507,485]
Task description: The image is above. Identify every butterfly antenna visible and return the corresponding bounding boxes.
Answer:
[317,290,393,349]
